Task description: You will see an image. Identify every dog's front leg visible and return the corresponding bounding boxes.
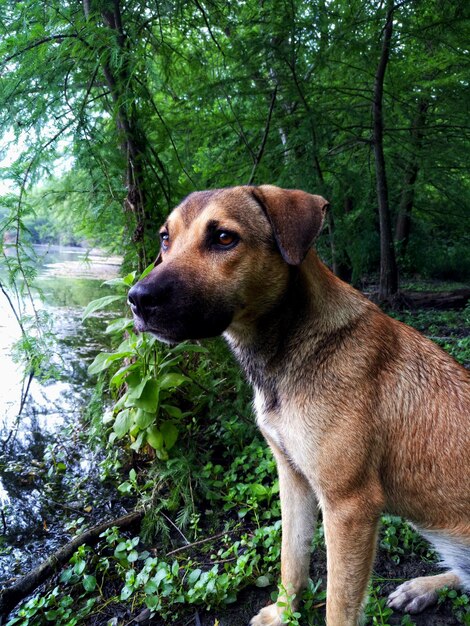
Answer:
[250,437,318,626]
[323,499,381,626]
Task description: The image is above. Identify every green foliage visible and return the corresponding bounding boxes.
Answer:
[1,0,469,278]
[438,588,470,625]
[390,306,470,368]
[380,515,434,564]
[6,587,96,626]
[85,265,205,460]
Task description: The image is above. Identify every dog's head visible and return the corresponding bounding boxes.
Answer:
[127,185,329,343]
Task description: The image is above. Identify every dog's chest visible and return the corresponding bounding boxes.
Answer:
[254,387,315,471]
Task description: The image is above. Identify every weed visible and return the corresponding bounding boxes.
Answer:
[438,587,470,624]
[380,515,434,563]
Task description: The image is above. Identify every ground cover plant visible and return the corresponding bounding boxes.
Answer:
[4,284,469,626]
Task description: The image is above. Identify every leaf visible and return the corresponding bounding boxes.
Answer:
[113,409,132,438]
[128,550,139,563]
[60,567,73,583]
[110,363,137,388]
[251,484,268,497]
[161,404,184,419]
[82,575,97,592]
[130,431,145,451]
[103,272,136,287]
[170,343,207,355]
[120,585,133,601]
[161,421,178,450]
[135,409,155,429]
[146,426,163,451]
[139,262,155,280]
[105,317,134,335]
[73,560,86,576]
[159,373,189,390]
[82,295,124,321]
[127,375,151,399]
[255,575,270,588]
[133,380,160,412]
[188,568,202,584]
[87,351,133,376]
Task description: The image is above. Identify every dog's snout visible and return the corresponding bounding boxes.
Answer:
[128,279,172,318]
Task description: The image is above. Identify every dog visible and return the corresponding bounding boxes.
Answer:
[127,185,470,626]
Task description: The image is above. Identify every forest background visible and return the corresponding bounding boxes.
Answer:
[0,1,469,625]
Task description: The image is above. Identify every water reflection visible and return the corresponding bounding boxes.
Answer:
[0,245,125,583]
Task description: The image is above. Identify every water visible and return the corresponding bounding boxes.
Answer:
[0,245,125,584]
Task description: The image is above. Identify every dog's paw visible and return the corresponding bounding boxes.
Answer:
[249,603,284,626]
[387,578,438,614]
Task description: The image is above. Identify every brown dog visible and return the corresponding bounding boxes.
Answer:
[128,186,470,626]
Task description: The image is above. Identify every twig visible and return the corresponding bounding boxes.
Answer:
[248,86,278,185]
[165,528,246,557]
[160,511,190,545]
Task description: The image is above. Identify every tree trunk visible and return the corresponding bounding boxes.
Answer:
[333,197,353,282]
[395,99,429,253]
[373,0,399,301]
[83,0,149,270]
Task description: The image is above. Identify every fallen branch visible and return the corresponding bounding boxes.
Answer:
[0,510,143,622]
[401,289,470,310]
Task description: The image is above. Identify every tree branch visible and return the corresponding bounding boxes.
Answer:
[248,86,278,184]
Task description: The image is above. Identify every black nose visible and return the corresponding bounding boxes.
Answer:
[128,279,172,318]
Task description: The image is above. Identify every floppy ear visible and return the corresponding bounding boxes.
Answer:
[251,185,329,265]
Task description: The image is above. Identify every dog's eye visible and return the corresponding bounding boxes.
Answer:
[214,231,238,249]
[160,232,170,250]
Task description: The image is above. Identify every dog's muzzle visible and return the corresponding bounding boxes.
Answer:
[127,280,170,323]
[127,273,234,342]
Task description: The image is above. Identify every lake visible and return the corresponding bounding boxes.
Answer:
[0,245,125,584]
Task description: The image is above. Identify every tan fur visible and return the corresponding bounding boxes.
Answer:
[129,186,470,626]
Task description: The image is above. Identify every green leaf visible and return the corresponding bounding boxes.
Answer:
[87,350,132,376]
[60,567,73,583]
[159,373,189,390]
[110,363,137,388]
[113,409,132,438]
[188,568,202,584]
[130,431,145,451]
[127,375,151,399]
[45,610,59,620]
[82,575,97,592]
[105,317,134,334]
[255,575,270,587]
[161,421,178,450]
[161,404,184,419]
[251,484,268,497]
[82,295,124,321]
[139,262,155,280]
[135,409,155,429]
[103,272,136,287]
[128,550,139,562]
[73,559,86,576]
[146,426,163,451]
[133,379,160,412]
[170,343,207,355]
[120,585,133,601]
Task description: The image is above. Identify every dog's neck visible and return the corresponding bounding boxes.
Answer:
[224,250,368,399]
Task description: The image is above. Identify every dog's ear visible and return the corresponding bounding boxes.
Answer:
[251,185,329,265]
